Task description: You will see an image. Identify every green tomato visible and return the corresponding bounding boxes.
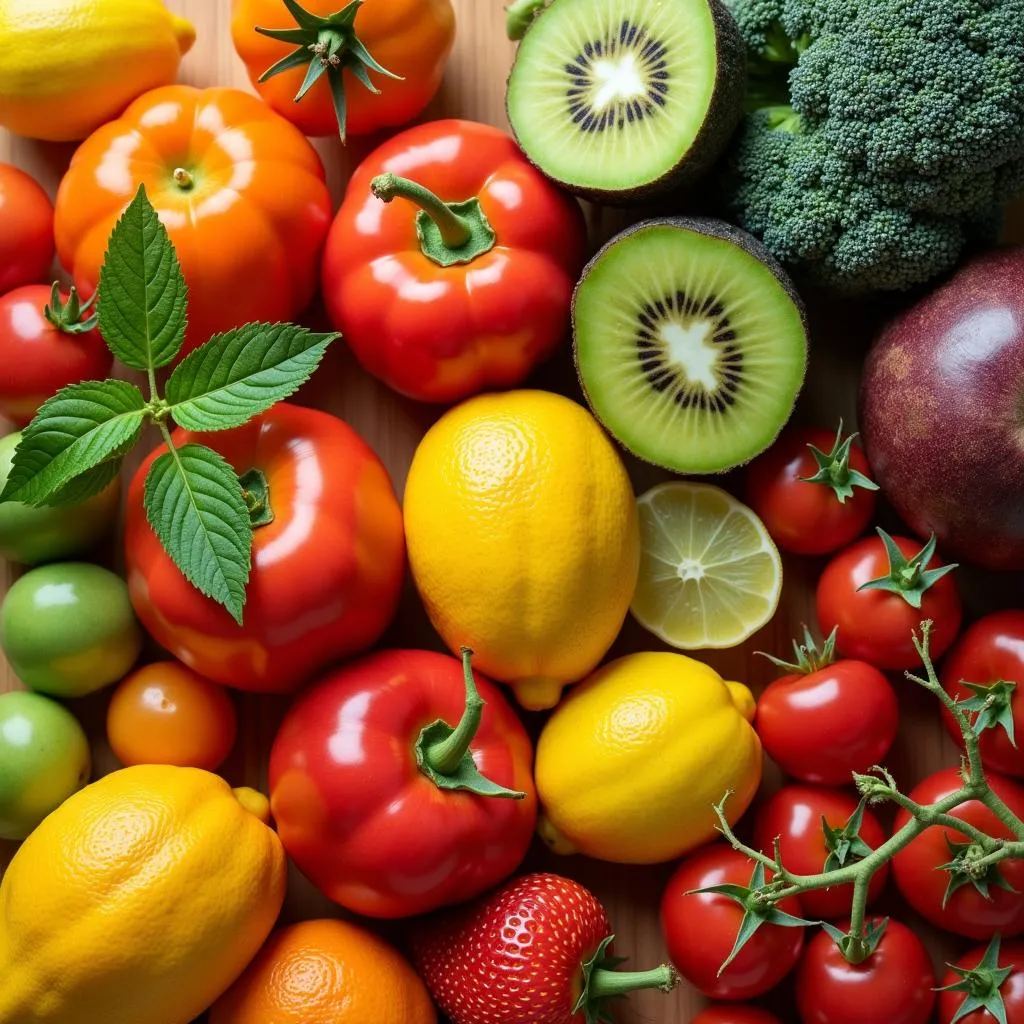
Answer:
[0,563,143,697]
[0,431,120,565]
[0,689,91,840]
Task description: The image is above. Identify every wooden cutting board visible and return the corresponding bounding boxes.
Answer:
[2,2,1024,1021]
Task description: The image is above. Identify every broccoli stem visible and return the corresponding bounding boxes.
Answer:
[745,20,809,130]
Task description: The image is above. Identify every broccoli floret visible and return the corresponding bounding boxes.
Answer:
[723,0,1024,293]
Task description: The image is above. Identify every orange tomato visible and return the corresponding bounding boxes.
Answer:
[106,661,238,771]
[231,0,456,139]
[54,85,332,357]
[209,918,436,1024]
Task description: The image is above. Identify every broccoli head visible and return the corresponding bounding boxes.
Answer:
[723,0,1024,293]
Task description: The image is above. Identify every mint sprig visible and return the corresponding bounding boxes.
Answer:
[0,184,339,624]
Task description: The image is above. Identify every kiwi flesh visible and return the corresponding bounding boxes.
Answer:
[573,217,808,474]
[505,0,747,204]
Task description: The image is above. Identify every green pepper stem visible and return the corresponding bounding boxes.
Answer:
[426,647,485,775]
[588,965,678,1000]
[371,173,473,249]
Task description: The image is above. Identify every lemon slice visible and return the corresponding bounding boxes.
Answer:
[631,482,782,649]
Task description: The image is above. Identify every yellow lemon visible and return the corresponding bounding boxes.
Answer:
[0,0,195,142]
[535,651,762,863]
[0,765,286,1024]
[404,389,640,711]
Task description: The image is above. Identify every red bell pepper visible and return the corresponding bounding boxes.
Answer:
[123,403,406,694]
[321,118,588,403]
[269,647,538,918]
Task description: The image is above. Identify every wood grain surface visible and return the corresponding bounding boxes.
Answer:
[3,3,1024,1022]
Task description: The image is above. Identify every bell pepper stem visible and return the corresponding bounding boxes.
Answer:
[427,647,485,774]
[371,173,474,249]
[588,964,679,1000]
[506,0,550,40]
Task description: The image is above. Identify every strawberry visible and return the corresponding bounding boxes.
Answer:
[409,872,678,1024]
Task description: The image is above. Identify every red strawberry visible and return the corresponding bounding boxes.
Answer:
[409,872,678,1024]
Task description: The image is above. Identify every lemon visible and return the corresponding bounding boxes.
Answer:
[0,766,286,1024]
[403,389,640,711]
[0,0,196,142]
[631,481,782,648]
[535,651,763,864]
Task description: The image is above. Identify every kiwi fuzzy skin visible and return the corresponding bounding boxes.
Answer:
[505,0,749,206]
[571,216,810,474]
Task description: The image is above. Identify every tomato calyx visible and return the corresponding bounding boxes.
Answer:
[823,799,877,872]
[821,916,888,964]
[958,679,1019,747]
[799,420,879,504]
[573,935,679,1024]
[42,281,98,335]
[254,0,402,142]
[761,624,838,675]
[938,935,1014,1024]
[238,467,275,528]
[370,173,498,268]
[939,836,1018,905]
[688,861,816,973]
[414,647,526,799]
[858,529,958,610]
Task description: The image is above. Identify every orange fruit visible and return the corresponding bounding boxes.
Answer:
[209,918,437,1024]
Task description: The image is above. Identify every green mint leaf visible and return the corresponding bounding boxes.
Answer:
[0,380,146,506]
[97,183,187,372]
[143,443,252,624]
[49,460,125,506]
[165,323,337,432]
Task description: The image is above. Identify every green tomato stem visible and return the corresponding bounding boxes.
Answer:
[981,788,1024,842]
[844,872,871,964]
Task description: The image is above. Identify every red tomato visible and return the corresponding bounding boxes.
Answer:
[106,661,238,771]
[795,918,935,1024]
[745,426,878,556]
[941,610,1024,777]
[0,285,111,426]
[891,767,1024,939]
[756,658,898,785]
[753,786,889,920]
[937,939,1024,1024]
[660,844,805,1000]
[693,1008,783,1024]
[816,532,962,670]
[0,164,54,294]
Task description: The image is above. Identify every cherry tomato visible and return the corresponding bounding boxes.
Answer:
[753,786,889,920]
[693,1008,783,1024]
[0,284,112,426]
[756,650,898,785]
[816,531,962,670]
[660,843,805,1000]
[106,661,238,771]
[891,767,1024,939]
[940,610,1024,777]
[937,939,1024,1024]
[745,425,878,556]
[0,164,54,295]
[795,918,935,1024]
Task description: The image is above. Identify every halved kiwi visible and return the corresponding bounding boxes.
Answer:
[573,218,808,474]
[505,0,746,204]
